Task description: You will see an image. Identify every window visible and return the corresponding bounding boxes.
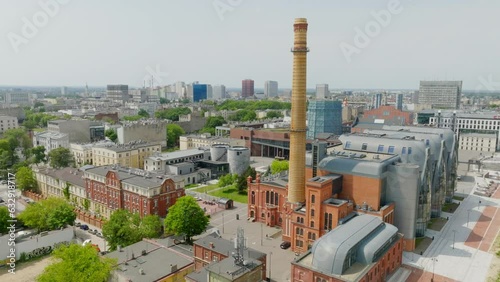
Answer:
[377,145,384,152]
[204,251,209,259]
[362,143,368,150]
[401,147,407,154]
[383,111,390,116]
[311,209,315,216]
[251,191,255,204]
[345,141,351,149]
[408,147,412,155]
[212,255,218,262]
[388,146,395,154]
[311,194,315,203]
[310,221,314,228]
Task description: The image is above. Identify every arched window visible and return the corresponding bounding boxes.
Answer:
[251,191,255,204]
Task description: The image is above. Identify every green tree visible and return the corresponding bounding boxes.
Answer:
[166,124,185,148]
[16,167,37,192]
[164,196,209,244]
[139,215,162,238]
[102,209,141,251]
[18,197,76,232]
[266,110,284,119]
[30,146,47,165]
[37,244,116,282]
[122,115,142,121]
[159,98,169,104]
[201,116,226,135]
[105,128,118,142]
[270,160,289,174]
[63,182,70,200]
[138,109,150,118]
[48,147,73,168]
[228,110,256,122]
[218,173,238,188]
[155,107,191,121]
[33,101,45,108]
[0,206,10,234]
[236,166,256,192]
[83,199,90,211]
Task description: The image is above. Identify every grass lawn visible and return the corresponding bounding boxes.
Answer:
[442,202,459,213]
[190,184,220,193]
[453,195,465,201]
[415,237,425,247]
[185,183,200,189]
[209,186,248,203]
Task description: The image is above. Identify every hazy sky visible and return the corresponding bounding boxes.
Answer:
[1,0,499,90]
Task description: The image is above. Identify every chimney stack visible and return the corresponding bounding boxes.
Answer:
[288,18,309,204]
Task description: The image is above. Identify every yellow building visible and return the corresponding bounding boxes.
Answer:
[92,142,161,169]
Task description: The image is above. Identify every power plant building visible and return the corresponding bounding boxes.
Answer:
[306,100,342,139]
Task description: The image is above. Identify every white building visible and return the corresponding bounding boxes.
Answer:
[419,81,462,109]
[33,131,70,153]
[459,133,497,152]
[179,133,245,150]
[175,81,185,98]
[212,85,226,100]
[0,115,19,133]
[264,81,278,98]
[5,93,30,106]
[316,84,329,100]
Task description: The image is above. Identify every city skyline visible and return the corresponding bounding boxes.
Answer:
[1,1,499,90]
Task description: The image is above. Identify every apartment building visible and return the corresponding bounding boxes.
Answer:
[92,142,161,169]
[0,115,18,133]
[459,133,497,152]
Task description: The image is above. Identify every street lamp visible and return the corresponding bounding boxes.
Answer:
[452,230,457,249]
[222,212,224,234]
[431,257,438,282]
[467,209,472,227]
[269,251,272,281]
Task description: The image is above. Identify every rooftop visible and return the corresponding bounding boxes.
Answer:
[147,148,209,161]
[105,240,193,282]
[194,233,266,261]
[205,257,261,281]
[34,131,68,139]
[84,165,181,188]
[36,167,86,188]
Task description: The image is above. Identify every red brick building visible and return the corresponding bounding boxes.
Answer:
[291,215,403,282]
[84,165,185,218]
[356,105,414,130]
[192,233,267,280]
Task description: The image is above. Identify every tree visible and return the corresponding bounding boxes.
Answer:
[166,124,185,148]
[155,107,191,121]
[266,110,284,119]
[138,109,150,118]
[270,160,289,174]
[122,115,142,121]
[0,206,10,234]
[30,146,47,165]
[218,173,238,188]
[33,101,45,108]
[16,167,37,192]
[18,197,76,232]
[159,98,169,104]
[105,128,117,142]
[48,147,73,168]
[201,116,226,135]
[102,209,141,251]
[37,244,116,282]
[139,215,162,238]
[236,166,256,192]
[164,196,209,244]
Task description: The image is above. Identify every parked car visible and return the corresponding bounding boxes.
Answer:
[75,222,81,227]
[280,241,291,249]
[88,229,97,234]
[96,232,103,238]
[80,224,89,230]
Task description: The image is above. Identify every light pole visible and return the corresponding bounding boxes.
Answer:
[452,230,457,249]
[467,209,472,227]
[222,212,224,233]
[269,251,272,281]
[432,257,438,282]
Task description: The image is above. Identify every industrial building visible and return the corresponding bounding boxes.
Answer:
[179,133,245,150]
[418,81,462,109]
[291,214,403,282]
[306,100,342,139]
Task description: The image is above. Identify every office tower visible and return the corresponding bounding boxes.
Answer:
[242,79,254,98]
[419,81,462,109]
[288,18,309,204]
[206,85,213,100]
[193,84,209,102]
[212,85,226,100]
[106,85,129,104]
[396,93,403,110]
[306,100,342,139]
[264,81,278,97]
[175,81,185,97]
[61,86,67,96]
[372,93,382,109]
[316,84,329,100]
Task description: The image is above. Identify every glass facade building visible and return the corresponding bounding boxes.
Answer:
[306,100,342,139]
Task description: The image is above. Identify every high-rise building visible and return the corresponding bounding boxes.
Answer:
[61,86,67,96]
[242,79,254,98]
[316,84,329,100]
[106,85,129,104]
[396,93,403,110]
[264,81,278,97]
[306,100,342,139]
[175,81,185,98]
[372,93,382,109]
[193,84,209,102]
[212,85,226,100]
[419,81,462,109]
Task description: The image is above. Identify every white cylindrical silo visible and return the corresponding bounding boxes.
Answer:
[210,144,229,162]
[227,146,250,175]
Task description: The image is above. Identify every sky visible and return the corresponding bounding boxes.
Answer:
[0,0,499,90]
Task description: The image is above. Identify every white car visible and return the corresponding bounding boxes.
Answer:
[82,239,92,246]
